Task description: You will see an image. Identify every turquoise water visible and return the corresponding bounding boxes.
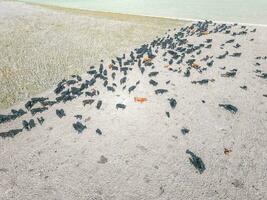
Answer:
[22,0,267,25]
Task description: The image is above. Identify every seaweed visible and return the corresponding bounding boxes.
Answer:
[186,149,206,174]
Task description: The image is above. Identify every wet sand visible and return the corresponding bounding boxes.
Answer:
[0,0,185,110]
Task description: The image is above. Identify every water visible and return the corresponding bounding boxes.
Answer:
[22,0,267,25]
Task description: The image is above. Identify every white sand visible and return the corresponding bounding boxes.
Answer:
[0,2,267,200]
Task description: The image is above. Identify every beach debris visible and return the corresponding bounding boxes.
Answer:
[22,119,36,131]
[155,89,168,95]
[96,128,102,135]
[219,104,238,114]
[186,149,206,174]
[168,98,177,109]
[37,117,45,125]
[96,100,102,109]
[134,97,147,103]
[73,122,87,134]
[181,128,190,135]
[56,109,66,118]
[116,103,126,110]
[0,129,23,138]
[97,155,108,164]
[224,148,232,155]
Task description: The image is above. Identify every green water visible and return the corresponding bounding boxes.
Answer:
[22,0,267,25]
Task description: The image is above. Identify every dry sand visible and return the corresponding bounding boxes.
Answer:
[0,0,184,110]
[1,2,267,200]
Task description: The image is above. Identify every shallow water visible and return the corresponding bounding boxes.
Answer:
[22,0,267,25]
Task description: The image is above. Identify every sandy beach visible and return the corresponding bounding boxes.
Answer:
[1,1,267,200]
[0,0,184,110]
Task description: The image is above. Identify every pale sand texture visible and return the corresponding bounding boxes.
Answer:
[0,0,184,110]
[0,19,266,200]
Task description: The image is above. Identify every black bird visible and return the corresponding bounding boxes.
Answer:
[186,149,206,174]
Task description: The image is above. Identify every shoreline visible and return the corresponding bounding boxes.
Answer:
[19,0,267,27]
